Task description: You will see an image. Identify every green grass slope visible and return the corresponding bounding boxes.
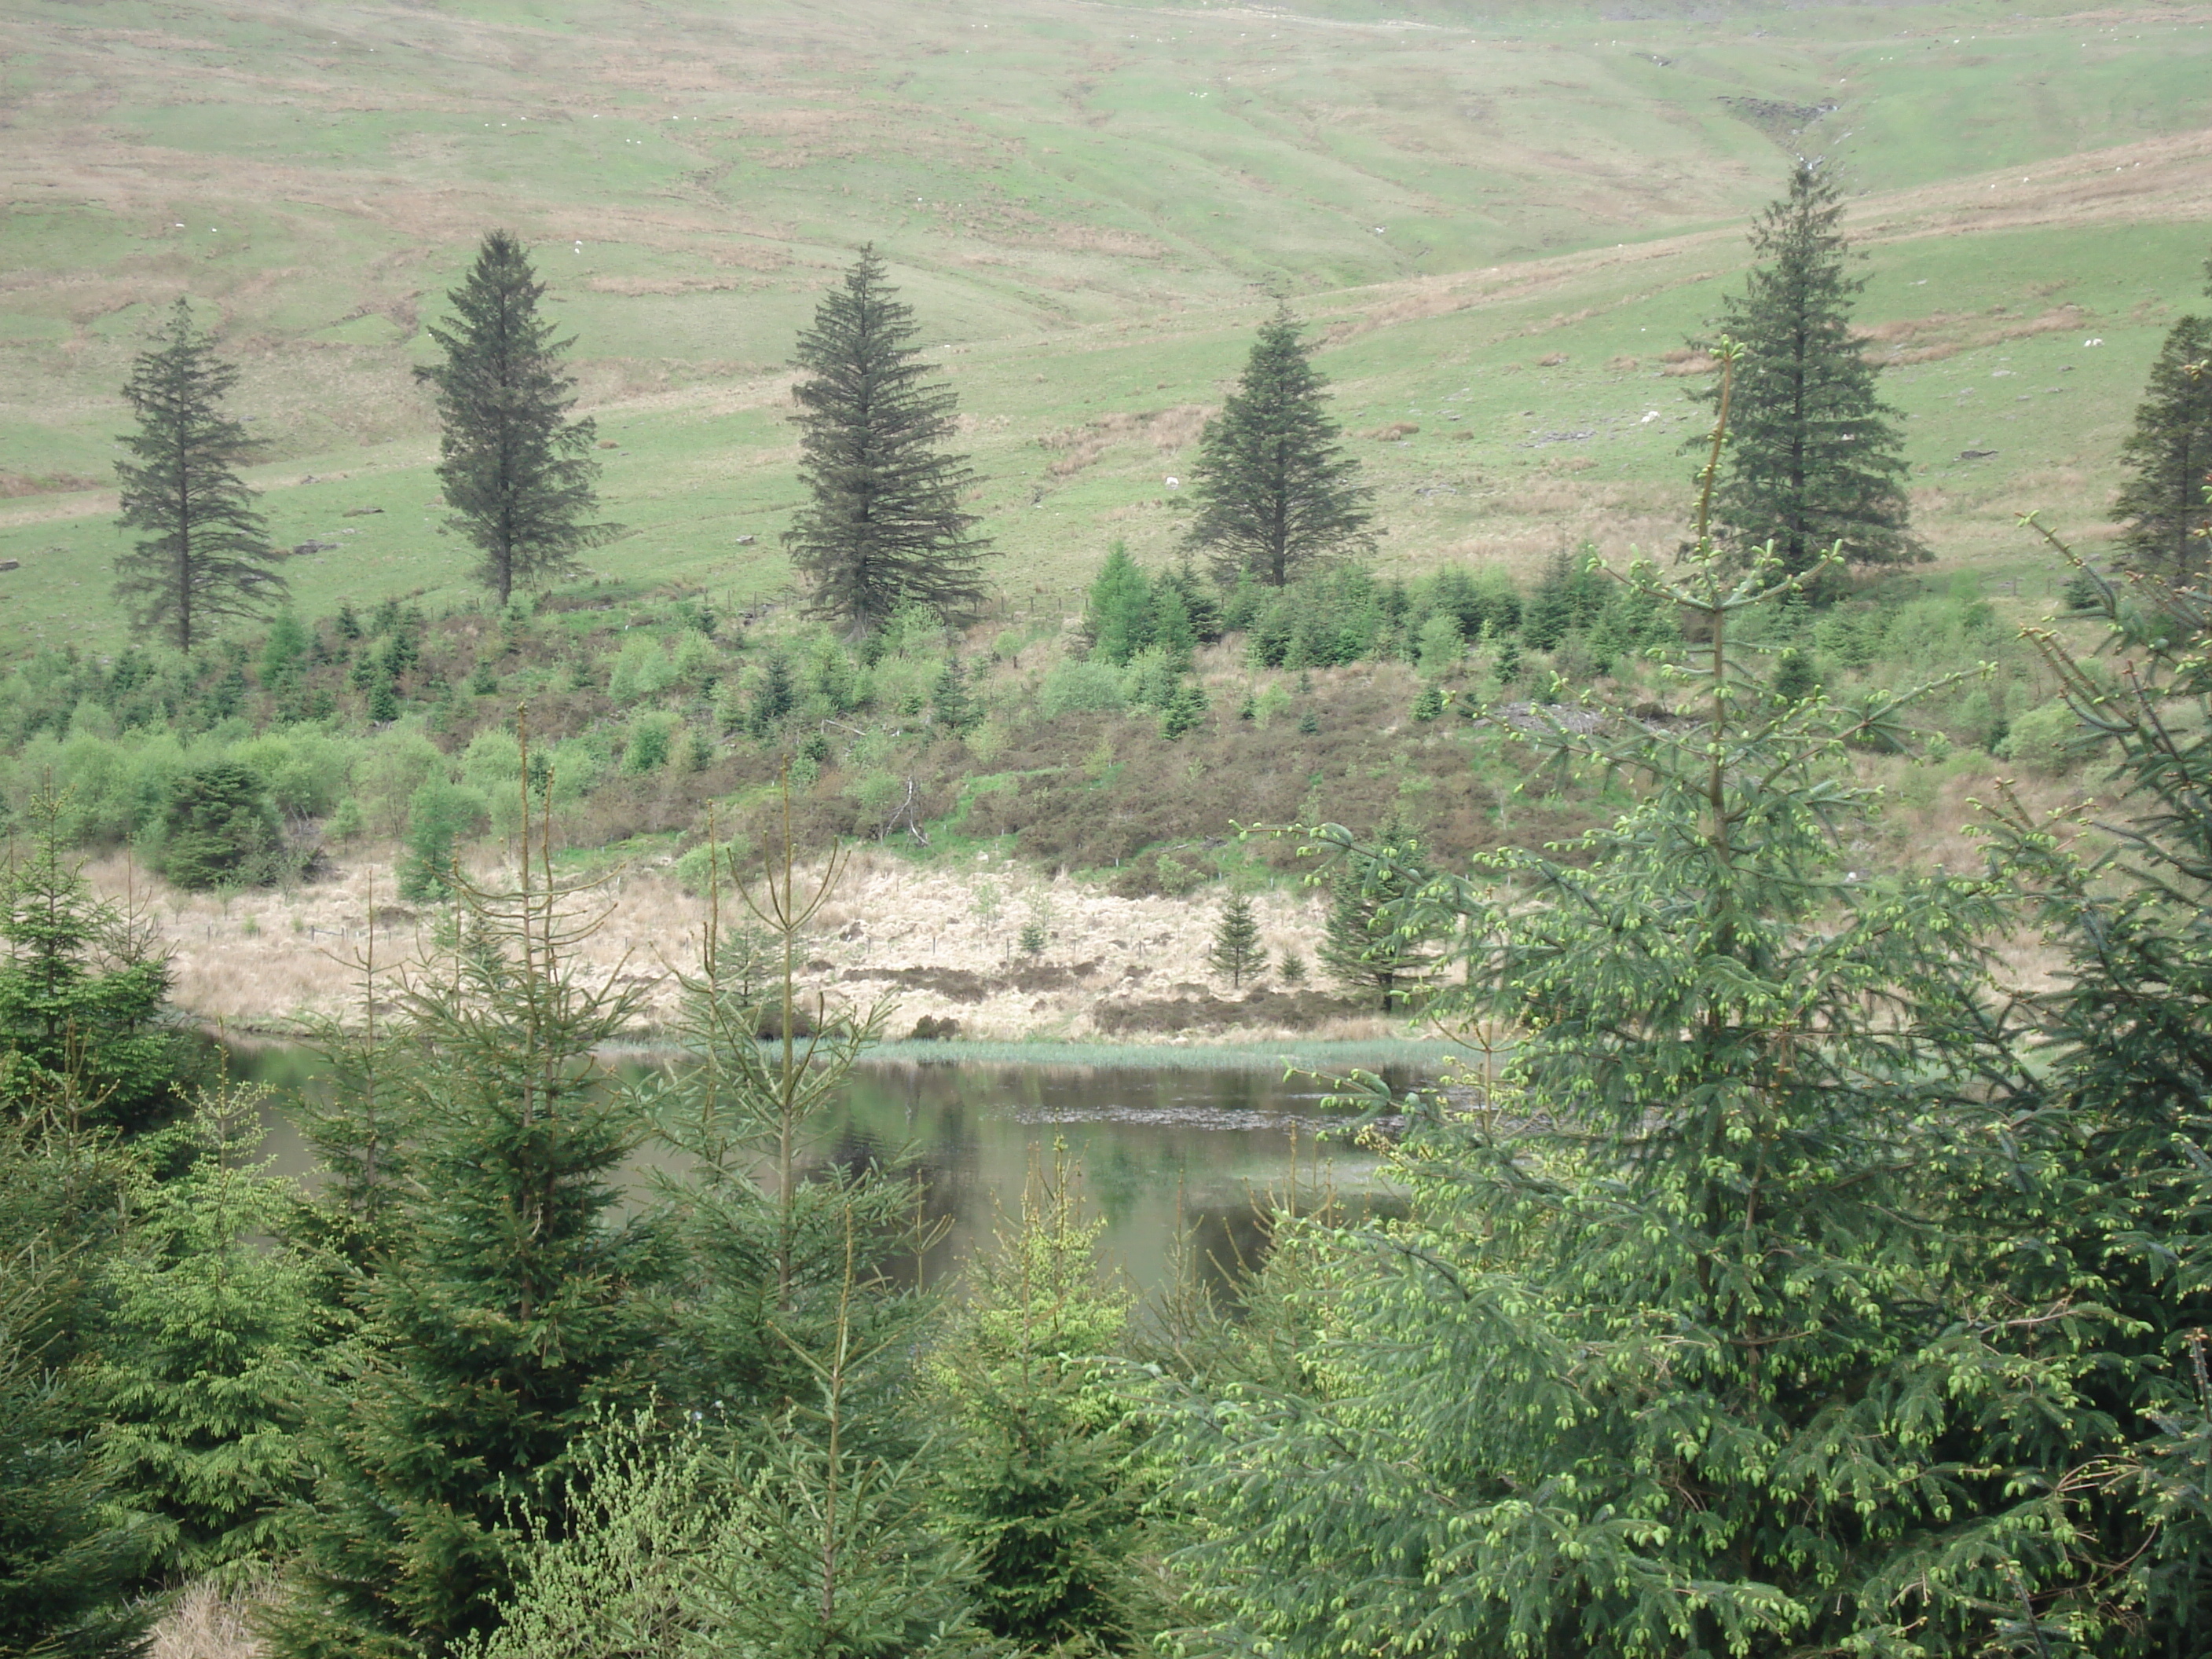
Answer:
[0,0,2208,652]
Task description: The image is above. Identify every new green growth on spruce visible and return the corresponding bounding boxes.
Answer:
[112,298,287,654]
[1174,346,2082,1657]
[786,247,994,634]
[419,231,621,607]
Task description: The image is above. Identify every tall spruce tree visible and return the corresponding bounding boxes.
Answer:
[419,231,619,606]
[2111,312,2212,578]
[1171,353,2078,1658]
[112,298,287,654]
[786,247,994,634]
[1183,307,1372,588]
[1690,160,1922,577]
[268,780,664,1659]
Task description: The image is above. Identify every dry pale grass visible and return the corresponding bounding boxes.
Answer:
[148,1577,262,1659]
[87,845,1362,1042]
[1038,405,1212,476]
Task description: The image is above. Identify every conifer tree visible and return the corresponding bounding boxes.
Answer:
[419,230,619,606]
[0,1107,154,1659]
[1183,307,1372,588]
[1207,892,1265,989]
[1084,543,1155,666]
[1317,814,1438,1012]
[646,812,920,1425]
[471,819,976,1659]
[1983,527,2212,1647]
[786,247,994,634]
[931,1149,1159,1652]
[0,786,196,1134]
[931,656,980,736]
[1690,161,1922,577]
[1173,350,2074,1658]
[269,769,665,1659]
[2111,313,2212,578]
[112,298,287,654]
[99,1082,320,1589]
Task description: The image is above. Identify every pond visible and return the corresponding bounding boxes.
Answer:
[227,1041,1436,1297]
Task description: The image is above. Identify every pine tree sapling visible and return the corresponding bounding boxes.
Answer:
[1207,892,1265,989]
[101,1082,320,1589]
[0,786,196,1134]
[931,1148,1158,1652]
[1085,543,1156,666]
[786,247,994,633]
[2111,313,2212,578]
[1689,161,1923,576]
[419,230,621,606]
[931,657,980,736]
[1184,306,1373,588]
[271,760,664,1659]
[112,298,287,653]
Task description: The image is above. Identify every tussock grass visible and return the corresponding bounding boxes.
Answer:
[148,1577,263,1659]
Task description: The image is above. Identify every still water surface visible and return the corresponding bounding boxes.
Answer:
[230,1046,1422,1295]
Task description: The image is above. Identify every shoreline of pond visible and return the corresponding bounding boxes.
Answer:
[210,1026,1469,1079]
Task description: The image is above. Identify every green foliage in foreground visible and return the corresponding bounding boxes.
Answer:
[1175,533,2067,1655]
[269,851,665,1659]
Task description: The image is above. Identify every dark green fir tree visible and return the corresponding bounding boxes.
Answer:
[2111,312,2212,579]
[418,230,620,606]
[786,247,994,634]
[1183,306,1372,588]
[1689,161,1924,577]
[1207,892,1265,989]
[1983,524,2212,1650]
[112,298,287,654]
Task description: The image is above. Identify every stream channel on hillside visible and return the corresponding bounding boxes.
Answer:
[226,1044,1442,1295]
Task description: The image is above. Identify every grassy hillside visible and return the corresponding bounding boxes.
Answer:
[2,0,2209,655]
